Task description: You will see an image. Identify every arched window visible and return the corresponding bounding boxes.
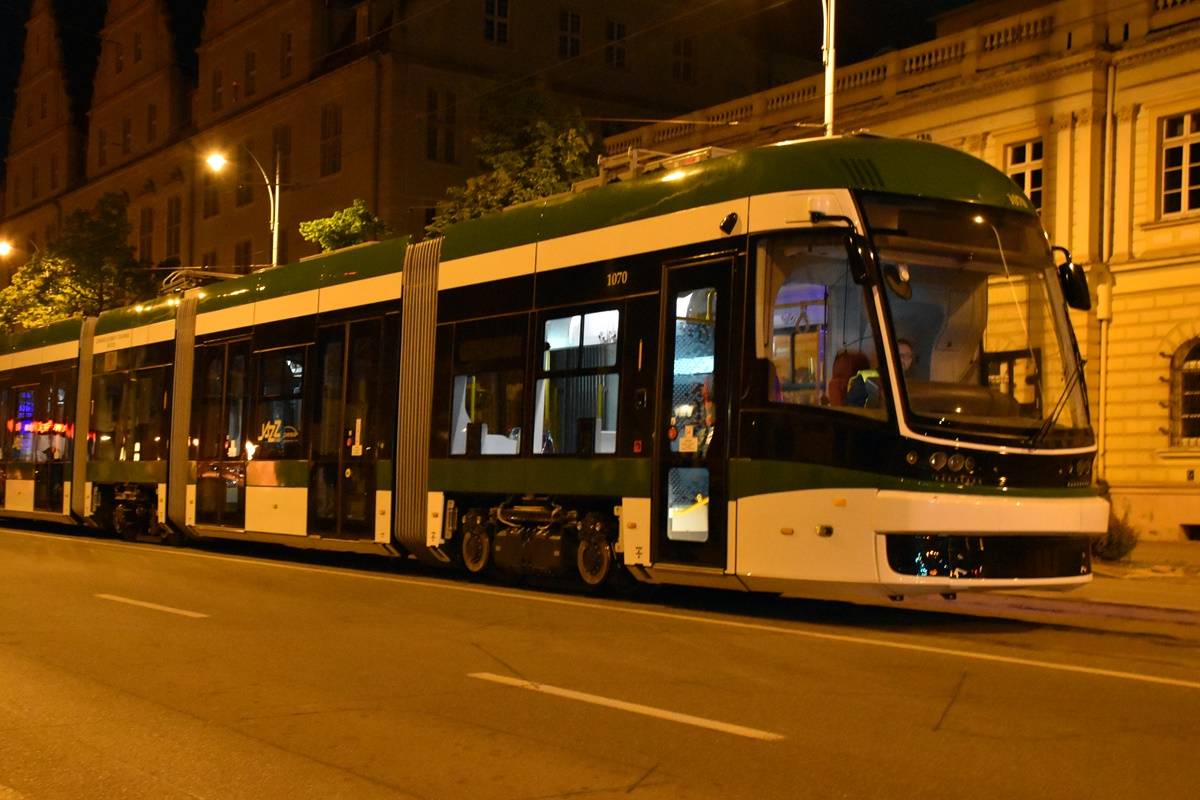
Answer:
[1171,340,1200,447]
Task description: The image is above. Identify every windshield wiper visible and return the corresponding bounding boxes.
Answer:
[1027,363,1081,447]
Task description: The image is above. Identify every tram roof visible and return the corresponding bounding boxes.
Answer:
[0,316,83,356]
[440,134,1035,261]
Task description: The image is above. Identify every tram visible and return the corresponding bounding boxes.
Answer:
[0,134,1108,602]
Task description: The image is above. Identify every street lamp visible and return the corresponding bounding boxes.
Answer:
[0,240,13,258]
[206,145,282,267]
[820,0,836,137]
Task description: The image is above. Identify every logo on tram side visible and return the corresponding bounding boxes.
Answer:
[260,419,300,444]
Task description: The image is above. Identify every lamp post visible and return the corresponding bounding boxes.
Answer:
[820,0,836,137]
[206,146,282,267]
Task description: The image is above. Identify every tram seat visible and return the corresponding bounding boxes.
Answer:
[596,429,616,453]
[480,424,520,455]
[828,350,870,406]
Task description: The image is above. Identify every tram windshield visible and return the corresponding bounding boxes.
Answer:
[861,193,1089,445]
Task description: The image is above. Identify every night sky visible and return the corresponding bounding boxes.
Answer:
[0,0,979,180]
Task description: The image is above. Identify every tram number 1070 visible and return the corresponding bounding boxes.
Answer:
[606,270,629,288]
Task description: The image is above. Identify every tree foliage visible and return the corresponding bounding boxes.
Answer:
[425,93,598,236]
[0,192,154,330]
[298,199,392,252]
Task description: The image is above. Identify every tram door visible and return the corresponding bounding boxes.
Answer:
[195,340,251,527]
[652,257,733,568]
[310,319,381,538]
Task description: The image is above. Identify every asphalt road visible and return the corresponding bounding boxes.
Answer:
[1,525,1198,800]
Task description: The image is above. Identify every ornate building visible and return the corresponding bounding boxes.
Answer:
[2,0,793,272]
[604,0,1200,541]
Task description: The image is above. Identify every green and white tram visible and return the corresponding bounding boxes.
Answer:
[0,135,1108,602]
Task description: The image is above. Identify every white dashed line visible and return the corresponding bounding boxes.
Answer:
[469,672,786,741]
[95,593,209,619]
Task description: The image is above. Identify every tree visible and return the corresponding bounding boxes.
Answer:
[425,93,598,236]
[298,199,392,252]
[0,192,154,330]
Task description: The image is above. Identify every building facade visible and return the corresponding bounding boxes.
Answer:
[603,0,1200,541]
[2,0,791,273]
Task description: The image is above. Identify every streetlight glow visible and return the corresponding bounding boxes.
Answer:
[0,240,12,258]
[204,144,282,267]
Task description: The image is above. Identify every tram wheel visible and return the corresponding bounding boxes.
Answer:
[575,535,613,589]
[112,503,142,541]
[460,515,492,576]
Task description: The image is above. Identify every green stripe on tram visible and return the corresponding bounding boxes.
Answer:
[95,297,179,335]
[440,136,1034,261]
[196,236,409,315]
[0,317,83,355]
[87,460,168,484]
[429,457,652,497]
[728,459,1100,499]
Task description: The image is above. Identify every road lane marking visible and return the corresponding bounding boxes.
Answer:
[7,528,1199,691]
[469,672,786,741]
[95,593,209,619]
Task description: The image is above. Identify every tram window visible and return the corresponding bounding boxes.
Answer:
[535,308,621,455]
[127,366,170,461]
[252,347,306,460]
[91,372,125,461]
[758,235,885,418]
[450,315,526,456]
[9,387,36,461]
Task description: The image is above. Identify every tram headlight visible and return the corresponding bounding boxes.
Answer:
[905,451,919,465]
[964,457,976,473]
[929,452,948,471]
[947,453,965,472]
[1077,458,1092,478]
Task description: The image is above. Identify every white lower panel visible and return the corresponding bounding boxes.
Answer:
[157,483,166,524]
[425,491,444,546]
[6,480,34,512]
[63,481,71,515]
[376,490,392,543]
[738,489,881,585]
[245,486,308,536]
[737,488,1111,588]
[620,497,651,566]
[185,483,196,526]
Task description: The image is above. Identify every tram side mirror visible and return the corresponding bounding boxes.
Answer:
[843,233,876,285]
[1053,246,1091,311]
[882,263,912,300]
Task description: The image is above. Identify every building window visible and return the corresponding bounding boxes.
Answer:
[212,69,223,112]
[39,92,46,119]
[202,172,219,218]
[139,207,154,263]
[234,239,252,270]
[280,31,293,78]
[426,90,457,163]
[121,117,132,155]
[605,20,626,69]
[134,32,142,63]
[244,51,257,97]
[236,142,254,206]
[484,0,509,44]
[98,129,108,167]
[166,196,181,258]
[31,165,38,200]
[320,103,342,176]
[115,42,124,74]
[10,176,18,208]
[272,125,292,184]
[1162,112,1200,216]
[202,250,218,268]
[558,9,581,59]
[147,103,158,143]
[1171,340,1200,448]
[672,36,694,82]
[50,155,58,192]
[1007,139,1044,212]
